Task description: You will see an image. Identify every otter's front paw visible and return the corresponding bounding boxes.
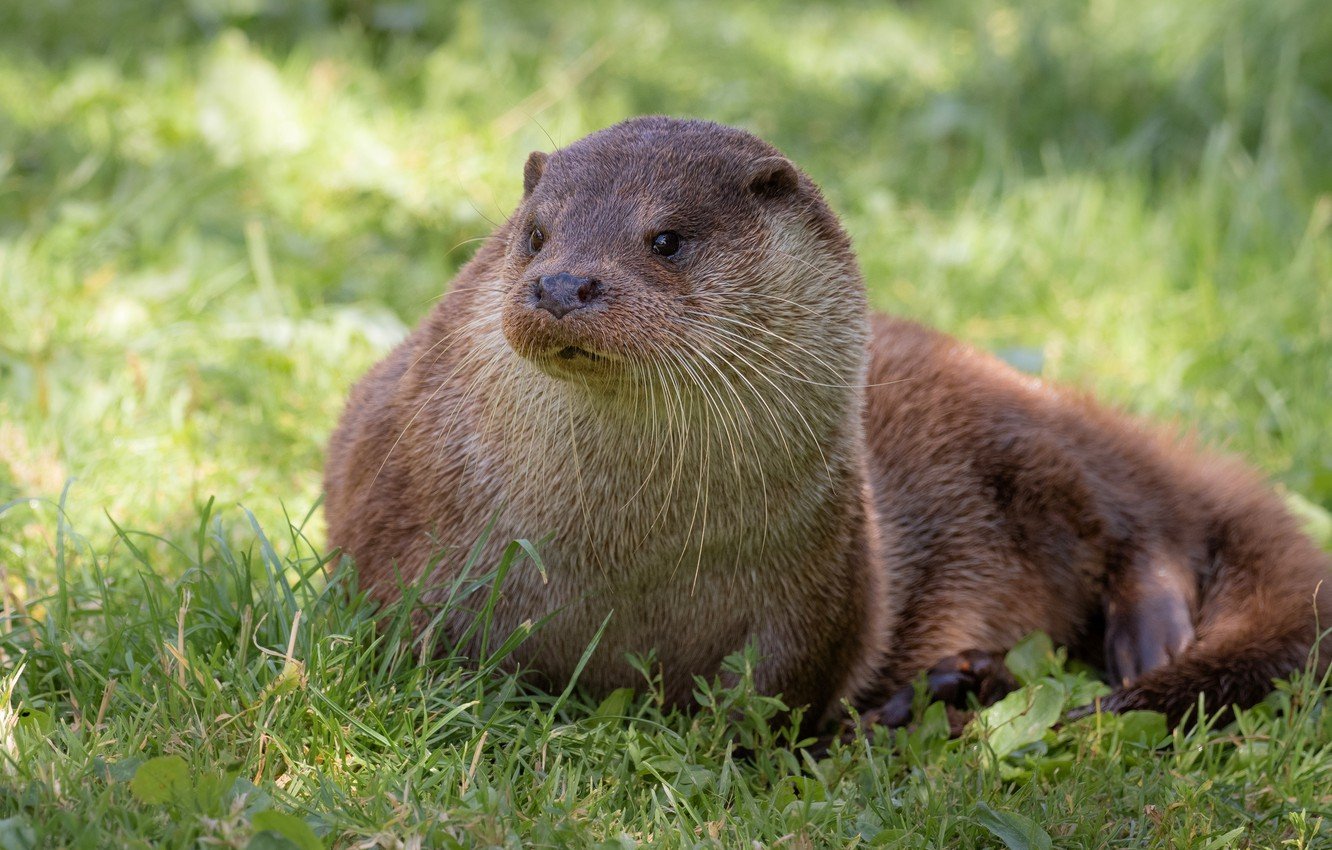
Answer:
[864,649,1017,729]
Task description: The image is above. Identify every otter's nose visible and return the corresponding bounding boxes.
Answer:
[533,273,602,319]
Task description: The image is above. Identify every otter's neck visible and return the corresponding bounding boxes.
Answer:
[481,350,864,572]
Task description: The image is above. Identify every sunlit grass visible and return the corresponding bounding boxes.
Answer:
[2,0,1330,845]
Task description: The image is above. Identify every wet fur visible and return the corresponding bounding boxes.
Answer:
[325,116,1332,730]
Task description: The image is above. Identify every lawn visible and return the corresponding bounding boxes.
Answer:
[2,0,1331,846]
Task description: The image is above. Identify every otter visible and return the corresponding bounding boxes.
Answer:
[324,116,1331,730]
[325,117,886,720]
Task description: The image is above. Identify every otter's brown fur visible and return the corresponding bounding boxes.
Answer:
[324,117,888,720]
[862,317,1332,723]
[325,116,1332,728]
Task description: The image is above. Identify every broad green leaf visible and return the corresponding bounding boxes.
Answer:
[1064,674,1113,707]
[980,680,1066,760]
[1004,632,1057,686]
[250,811,322,850]
[593,687,635,720]
[129,755,191,805]
[974,802,1053,850]
[15,708,52,737]
[1115,710,1168,749]
[10,709,54,759]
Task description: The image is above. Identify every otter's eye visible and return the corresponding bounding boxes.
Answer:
[529,227,545,253]
[650,231,681,258]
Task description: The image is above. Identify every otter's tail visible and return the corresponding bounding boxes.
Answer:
[1095,613,1328,725]
[1100,502,1332,725]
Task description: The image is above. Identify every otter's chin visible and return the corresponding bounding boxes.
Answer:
[503,330,620,382]
[554,345,603,362]
[500,304,630,384]
[524,347,622,383]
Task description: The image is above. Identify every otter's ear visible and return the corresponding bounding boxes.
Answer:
[523,151,548,197]
[746,156,799,200]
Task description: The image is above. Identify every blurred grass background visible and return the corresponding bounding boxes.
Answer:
[1,0,1330,551]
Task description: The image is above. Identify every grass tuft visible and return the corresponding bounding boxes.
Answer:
[2,503,1330,846]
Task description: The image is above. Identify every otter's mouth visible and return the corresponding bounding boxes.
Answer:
[556,346,601,361]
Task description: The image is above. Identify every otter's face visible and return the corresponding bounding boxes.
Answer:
[498,118,864,393]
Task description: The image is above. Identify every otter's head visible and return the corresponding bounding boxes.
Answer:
[499,117,866,400]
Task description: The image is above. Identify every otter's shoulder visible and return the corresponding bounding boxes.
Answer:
[867,314,953,370]
[866,313,1029,396]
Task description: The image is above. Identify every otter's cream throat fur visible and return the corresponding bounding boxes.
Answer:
[324,116,1331,729]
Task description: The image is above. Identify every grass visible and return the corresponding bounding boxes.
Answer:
[1,0,1331,846]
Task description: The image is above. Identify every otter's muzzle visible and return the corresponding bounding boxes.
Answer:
[532,273,603,319]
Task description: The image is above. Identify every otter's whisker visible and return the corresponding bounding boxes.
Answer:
[688,342,772,566]
[671,317,834,481]
[366,316,503,494]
